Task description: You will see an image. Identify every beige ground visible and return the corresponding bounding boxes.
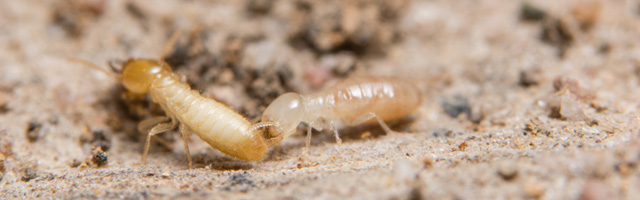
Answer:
[1,0,640,199]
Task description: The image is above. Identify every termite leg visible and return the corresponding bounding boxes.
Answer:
[329,120,345,157]
[139,117,175,154]
[300,121,315,160]
[329,121,342,145]
[179,124,193,170]
[137,116,170,133]
[141,119,177,164]
[350,112,393,135]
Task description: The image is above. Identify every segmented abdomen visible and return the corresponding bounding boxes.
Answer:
[149,80,267,161]
[314,77,422,124]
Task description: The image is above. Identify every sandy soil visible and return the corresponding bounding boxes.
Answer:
[1,0,640,199]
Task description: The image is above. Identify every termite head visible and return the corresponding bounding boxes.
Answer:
[121,59,174,94]
[262,92,306,139]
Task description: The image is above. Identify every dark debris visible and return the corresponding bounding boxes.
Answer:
[520,3,547,22]
[221,171,257,192]
[51,0,106,38]
[246,0,274,15]
[21,167,37,182]
[441,95,471,119]
[0,93,8,114]
[125,1,147,21]
[0,152,5,181]
[287,0,407,56]
[431,128,455,138]
[91,146,108,167]
[80,128,112,152]
[519,68,541,88]
[540,18,574,58]
[26,121,42,143]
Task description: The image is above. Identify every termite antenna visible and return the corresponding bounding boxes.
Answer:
[108,59,124,73]
[66,57,121,80]
[159,29,184,60]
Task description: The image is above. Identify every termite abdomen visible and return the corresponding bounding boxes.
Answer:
[312,77,422,125]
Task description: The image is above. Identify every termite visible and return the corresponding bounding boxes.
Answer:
[260,76,423,156]
[68,31,274,169]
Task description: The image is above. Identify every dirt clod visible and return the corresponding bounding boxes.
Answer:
[288,0,405,55]
[125,2,146,21]
[441,95,471,119]
[553,76,596,103]
[0,93,8,114]
[246,0,274,15]
[519,69,542,88]
[21,167,37,182]
[80,128,112,152]
[0,152,5,181]
[70,159,82,168]
[422,156,434,168]
[541,18,574,57]
[91,146,108,167]
[520,3,547,22]
[25,121,42,143]
[51,0,106,38]
[431,128,455,138]
[524,118,551,136]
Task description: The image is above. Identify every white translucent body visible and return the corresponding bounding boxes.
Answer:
[262,77,423,141]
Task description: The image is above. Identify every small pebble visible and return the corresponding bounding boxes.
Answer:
[160,171,172,178]
[497,162,518,181]
[422,156,434,168]
[524,183,545,199]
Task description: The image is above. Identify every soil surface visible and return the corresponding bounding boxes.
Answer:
[1,0,640,199]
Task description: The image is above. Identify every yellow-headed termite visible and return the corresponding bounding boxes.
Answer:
[260,76,423,156]
[68,31,274,169]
